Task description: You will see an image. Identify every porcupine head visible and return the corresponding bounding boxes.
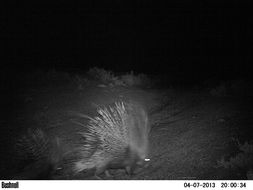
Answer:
[93,102,150,176]
[124,102,150,174]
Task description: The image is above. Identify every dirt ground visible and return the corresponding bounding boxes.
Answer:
[1,76,253,180]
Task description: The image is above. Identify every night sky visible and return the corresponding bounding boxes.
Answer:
[1,0,253,80]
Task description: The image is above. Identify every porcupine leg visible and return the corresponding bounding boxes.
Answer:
[104,170,112,178]
[125,161,139,175]
[94,174,103,180]
[94,170,112,179]
[94,165,107,179]
[94,169,103,180]
[125,166,130,175]
[125,165,134,175]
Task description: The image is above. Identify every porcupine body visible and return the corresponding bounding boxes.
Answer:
[73,101,150,177]
[13,128,63,179]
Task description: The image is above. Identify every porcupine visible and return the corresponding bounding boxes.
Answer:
[13,128,63,179]
[73,101,150,178]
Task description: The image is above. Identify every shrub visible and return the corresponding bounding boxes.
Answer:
[73,75,90,90]
[85,67,153,88]
[120,72,152,87]
[86,67,117,83]
[209,79,252,97]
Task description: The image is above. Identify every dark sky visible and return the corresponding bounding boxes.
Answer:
[1,0,253,79]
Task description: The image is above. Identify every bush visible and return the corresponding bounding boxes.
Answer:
[85,67,153,88]
[73,75,90,90]
[209,79,251,97]
[120,72,152,87]
[86,67,117,83]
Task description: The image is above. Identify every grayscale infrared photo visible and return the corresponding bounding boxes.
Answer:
[1,0,253,181]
